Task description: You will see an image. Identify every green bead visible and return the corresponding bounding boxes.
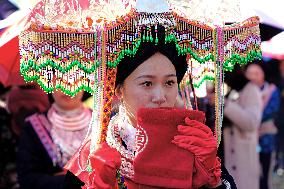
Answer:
[155,38,158,45]
[150,36,153,42]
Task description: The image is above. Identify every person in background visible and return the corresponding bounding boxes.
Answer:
[0,84,15,188]
[245,63,281,189]
[269,59,284,188]
[221,65,262,189]
[17,90,92,189]
[274,59,284,178]
[7,84,50,136]
[1,83,50,189]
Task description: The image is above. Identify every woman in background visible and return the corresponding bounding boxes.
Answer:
[222,66,262,189]
[17,90,92,189]
[246,63,280,189]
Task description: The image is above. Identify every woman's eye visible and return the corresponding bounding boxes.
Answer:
[165,80,175,86]
[141,81,152,87]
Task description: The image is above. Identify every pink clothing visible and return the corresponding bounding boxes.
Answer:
[224,82,262,189]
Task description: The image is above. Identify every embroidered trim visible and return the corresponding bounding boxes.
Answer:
[27,114,60,166]
[106,115,135,160]
[106,115,135,179]
[106,114,150,179]
[134,125,148,157]
[27,113,89,168]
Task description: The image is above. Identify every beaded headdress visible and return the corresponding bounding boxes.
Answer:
[19,0,262,148]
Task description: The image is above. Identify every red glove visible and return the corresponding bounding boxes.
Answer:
[85,142,121,189]
[172,117,221,188]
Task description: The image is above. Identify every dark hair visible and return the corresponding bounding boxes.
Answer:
[115,25,188,87]
[224,65,249,92]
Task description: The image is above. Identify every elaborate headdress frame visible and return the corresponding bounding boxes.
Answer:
[19,0,261,150]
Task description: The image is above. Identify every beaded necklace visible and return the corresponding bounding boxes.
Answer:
[47,104,91,166]
[47,104,91,131]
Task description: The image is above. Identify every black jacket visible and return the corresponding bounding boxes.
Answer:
[17,119,65,189]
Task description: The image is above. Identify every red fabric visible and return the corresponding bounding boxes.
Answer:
[0,36,25,87]
[133,108,205,188]
[64,138,92,184]
[125,178,165,188]
[65,141,121,189]
[172,117,221,188]
[65,108,220,189]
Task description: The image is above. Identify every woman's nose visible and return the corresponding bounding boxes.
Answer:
[151,87,166,105]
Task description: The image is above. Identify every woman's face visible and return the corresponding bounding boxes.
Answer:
[245,64,264,86]
[52,90,84,110]
[118,52,178,122]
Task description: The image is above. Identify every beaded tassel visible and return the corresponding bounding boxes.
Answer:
[154,25,158,45]
[20,14,260,97]
[213,26,224,146]
[20,9,261,153]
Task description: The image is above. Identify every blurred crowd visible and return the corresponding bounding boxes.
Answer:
[0,84,92,189]
[1,59,284,189]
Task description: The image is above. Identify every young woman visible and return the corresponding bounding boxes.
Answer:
[221,66,262,189]
[64,28,237,189]
[17,90,92,189]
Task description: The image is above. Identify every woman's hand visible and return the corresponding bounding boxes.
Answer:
[172,117,221,188]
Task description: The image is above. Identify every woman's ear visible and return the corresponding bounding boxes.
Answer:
[115,84,123,100]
